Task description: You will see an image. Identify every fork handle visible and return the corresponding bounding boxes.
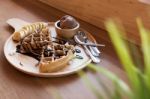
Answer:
[81,42,105,47]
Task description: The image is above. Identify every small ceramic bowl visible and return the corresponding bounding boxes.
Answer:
[55,20,80,39]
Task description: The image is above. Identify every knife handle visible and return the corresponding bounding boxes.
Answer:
[87,40,100,57]
[83,45,100,63]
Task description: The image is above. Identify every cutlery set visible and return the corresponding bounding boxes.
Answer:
[74,31,105,63]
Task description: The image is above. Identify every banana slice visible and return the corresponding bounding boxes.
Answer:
[12,22,48,42]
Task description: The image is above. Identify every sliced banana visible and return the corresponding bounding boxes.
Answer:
[12,22,48,42]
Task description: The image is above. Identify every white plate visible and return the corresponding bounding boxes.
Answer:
[4,18,92,77]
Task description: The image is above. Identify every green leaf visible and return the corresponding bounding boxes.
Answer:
[137,18,150,71]
[88,64,132,98]
[94,75,112,99]
[105,20,141,98]
[111,82,122,99]
[78,70,104,99]
[137,18,150,95]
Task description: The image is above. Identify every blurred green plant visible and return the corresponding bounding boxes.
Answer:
[78,18,150,99]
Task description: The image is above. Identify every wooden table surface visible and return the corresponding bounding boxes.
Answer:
[0,0,127,99]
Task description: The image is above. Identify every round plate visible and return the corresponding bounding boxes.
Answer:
[4,18,96,77]
[4,35,92,77]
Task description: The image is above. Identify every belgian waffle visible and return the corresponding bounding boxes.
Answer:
[16,26,75,73]
[18,28,52,55]
[39,43,74,73]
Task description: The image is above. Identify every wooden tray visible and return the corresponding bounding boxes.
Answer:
[4,18,96,77]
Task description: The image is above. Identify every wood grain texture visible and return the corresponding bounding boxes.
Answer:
[40,0,150,44]
[139,0,150,4]
[0,0,127,99]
